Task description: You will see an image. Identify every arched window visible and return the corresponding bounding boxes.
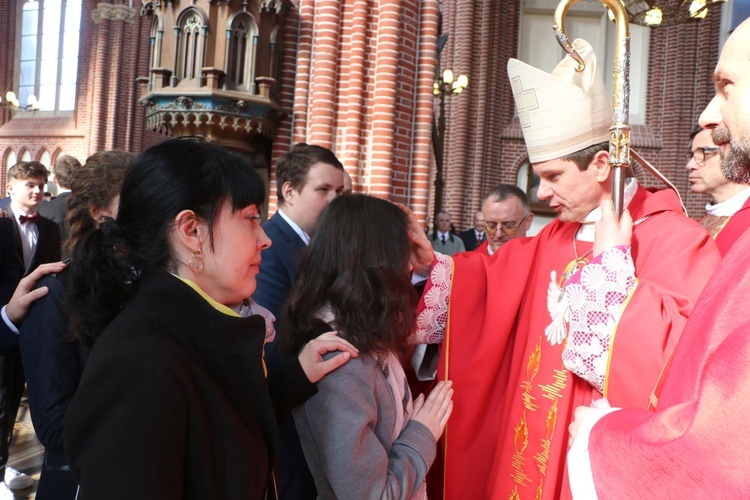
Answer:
[175,9,206,84]
[3,150,17,197]
[149,16,162,92]
[39,149,51,167]
[269,25,281,95]
[19,0,81,112]
[39,149,52,193]
[5,150,17,175]
[20,150,32,162]
[226,13,258,92]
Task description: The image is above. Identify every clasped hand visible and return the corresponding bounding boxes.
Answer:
[411,380,454,441]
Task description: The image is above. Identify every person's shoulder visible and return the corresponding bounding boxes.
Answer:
[262,212,297,241]
[94,309,186,369]
[36,213,61,232]
[315,352,378,390]
[262,211,286,229]
[35,270,67,294]
[321,350,374,374]
[38,195,66,212]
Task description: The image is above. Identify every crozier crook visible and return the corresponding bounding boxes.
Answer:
[553,0,631,218]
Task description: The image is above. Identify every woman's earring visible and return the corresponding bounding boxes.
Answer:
[188,248,204,273]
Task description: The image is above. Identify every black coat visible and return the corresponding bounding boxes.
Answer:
[19,271,83,499]
[38,192,71,259]
[0,219,23,353]
[0,213,62,353]
[458,228,483,251]
[64,267,316,499]
[6,207,61,276]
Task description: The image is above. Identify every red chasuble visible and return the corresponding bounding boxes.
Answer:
[588,228,750,498]
[474,239,490,255]
[433,187,719,499]
[714,196,750,256]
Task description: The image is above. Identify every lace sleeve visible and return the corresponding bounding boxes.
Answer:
[413,253,453,344]
[562,246,637,393]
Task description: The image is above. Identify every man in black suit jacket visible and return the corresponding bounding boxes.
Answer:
[252,143,345,500]
[1,161,60,491]
[38,155,80,259]
[458,210,487,251]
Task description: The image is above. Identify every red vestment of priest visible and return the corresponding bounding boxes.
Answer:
[417,187,720,499]
[587,227,750,498]
[715,196,750,256]
[474,239,489,255]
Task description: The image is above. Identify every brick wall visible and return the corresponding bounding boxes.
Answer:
[270,0,439,224]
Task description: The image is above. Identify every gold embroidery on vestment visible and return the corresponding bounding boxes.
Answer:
[522,338,542,411]
[509,350,569,497]
[534,400,558,475]
[510,412,532,488]
[539,368,568,401]
[509,486,521,500]
[514,412,528,453]
[527,340,541,380]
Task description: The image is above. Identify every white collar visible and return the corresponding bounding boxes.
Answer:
[277,208,311,245]
[705,186,750,217]
[10,202,36,224]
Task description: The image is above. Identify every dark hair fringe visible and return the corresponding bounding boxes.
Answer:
[66,136,266,346]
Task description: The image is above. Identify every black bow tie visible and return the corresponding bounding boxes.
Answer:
[19,213,39,224]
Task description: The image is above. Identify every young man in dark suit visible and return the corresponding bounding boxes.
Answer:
[38,155,80,258]
[0,161,61,491]
[253,143,344,499]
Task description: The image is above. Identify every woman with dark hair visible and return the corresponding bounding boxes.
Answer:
[61,137,357,499]
[282,194,453,499]
[19,150,133,499]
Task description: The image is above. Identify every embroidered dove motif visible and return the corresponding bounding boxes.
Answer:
[545,270,570,345]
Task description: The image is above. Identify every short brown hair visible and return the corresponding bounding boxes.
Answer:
[53,155,81,189]
[275,143,343,205]
[561,141,609,171]
[7,161,49,182]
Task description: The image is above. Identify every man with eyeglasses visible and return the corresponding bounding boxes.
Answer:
[478,185,533,255]
[407,39,720,500]
[567,18,750,498]
[687,126,750,254]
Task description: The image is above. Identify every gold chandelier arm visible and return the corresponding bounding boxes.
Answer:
[553,0,631,218]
